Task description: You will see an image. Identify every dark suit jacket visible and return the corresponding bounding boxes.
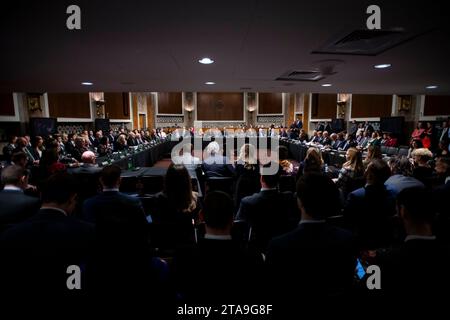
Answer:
[266,222,356,300]
[0,189,40,229]
[174,238,264,302]
[344,185,396,249]
[202,155,234,178]
[0,208,94,295]
[236,189,300,250]
[378,239,450,298]
[82,191,148,248]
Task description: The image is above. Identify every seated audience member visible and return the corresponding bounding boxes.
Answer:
[297,147,324,179]
[344,159,396,249]
[174,191,263,302]
[335,148,365,197]
[172,143,200,166]
[266,173,355,302]
[0,172,94,296]
[339,133,357,151]
[433,157,450,239]
[363,145,382,169]
[321,131,331,146]
[368,131,382,147]
[384,133,398,147]
[407,138,423,158]
[82,165,148,248]
[236,162,299,251]
[0,166,40,229]
[437,140,449,157]
[234,144,261,206]
[411,148,434,187]
[14,137,37,165]
[127,132,138,146]
[411,122,425,141]
[71,137,88,162]
[97,136,111,157]
[28,136,44,163]
[378,188,450,300]
[334,132,346,149]
[39,148,67,176]
[202,141,234,178]
[278,145,297,176]
[308,130,319,143]
[115,134,128,151]
[385,156,425,195]
[328,133,338,149]
[146,164,198,247]
[357,131,371,150]
[69,151,102,205]
[2,135,17,163]
[10,151,28,169]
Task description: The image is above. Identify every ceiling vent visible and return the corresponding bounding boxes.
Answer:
[312,28,429,56]
[276,69,327,82]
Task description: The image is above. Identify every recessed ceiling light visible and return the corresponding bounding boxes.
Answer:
[81,82,93,86]
[205,81,216,85]
[199,58,214,64]
[321,83,332,87]
[374,63,392,69]
[426,85,438,89]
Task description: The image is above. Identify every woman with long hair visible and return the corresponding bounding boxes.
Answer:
[335,147,364,197]
[234,144,261,207]
[363,145,382,169]
[297,147,324,180]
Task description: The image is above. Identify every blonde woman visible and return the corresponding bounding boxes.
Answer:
[234,144,261,206]
[335,147,364,195]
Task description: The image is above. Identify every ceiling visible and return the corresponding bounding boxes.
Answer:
[1,0,449,94]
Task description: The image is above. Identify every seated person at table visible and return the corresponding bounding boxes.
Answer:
[334,132,346,150]
[357,131,371,150]
[236,162,299,251]
[335,147,365,197]
[234,144,261,207]
[97,136,111,156]
[308,130,319,143]
[384,133,398,147]
[385,156,424,195]
[339,133,357,151]
[321,131,331,146]
[146,164,198,247]
[0,165,40,229]
[411,148,434,187]
[266,173,355,302]
[172,143,201,166]
[202,141,234,178]
[69,151,102,205]
[377,188,450,300]
[71,137,88,162]
[174,191,264,302]
[115,134,128,151]
[344,159,396,249]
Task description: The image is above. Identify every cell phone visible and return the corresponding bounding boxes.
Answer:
[356,259,366,279]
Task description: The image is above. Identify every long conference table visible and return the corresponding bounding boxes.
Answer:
[94,137,347,182]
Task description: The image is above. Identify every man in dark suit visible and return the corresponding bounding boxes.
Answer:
[82,164,148,247]
[378,188,450,302]
[266,173,356,304]
[236,162,299,250]
[2,135,17,163]
[0,172,94,297]
[0,165,40,229]
[174,191,264,302]
[344,159,396,249]
[201,141,234,178]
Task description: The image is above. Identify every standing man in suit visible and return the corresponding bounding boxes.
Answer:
[0,172,94,297]
[266,173,355,305]
[0,165,40,229]
[174,191,264,302]
[236,162,299,250]
[295,118,303,129]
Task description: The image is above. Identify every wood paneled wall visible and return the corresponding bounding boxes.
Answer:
[311,93,336,119]
[104,92,130,120]
[286,93,295,126]
[147,94,156,129]
[0,94,15,116]
[258,93,283,114]
[157,92,182,115]
[48,93,90,118]
[424,95,450,116]
[351,94,392,118]
[197,92,244,121]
